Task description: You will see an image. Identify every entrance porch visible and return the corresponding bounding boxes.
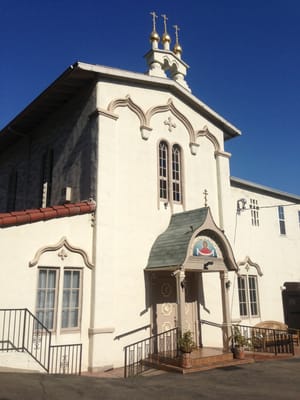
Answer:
[146,207,238,352]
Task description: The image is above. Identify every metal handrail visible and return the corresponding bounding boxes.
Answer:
[0,308,82,374]
[124,327,179,378]
[231,323,294,355]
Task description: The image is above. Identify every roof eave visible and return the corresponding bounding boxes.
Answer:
[0,61,241,146]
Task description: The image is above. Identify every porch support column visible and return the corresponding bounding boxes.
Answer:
[220,271,231,351]
[175,269,186,335]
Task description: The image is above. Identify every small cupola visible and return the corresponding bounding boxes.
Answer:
[145,12,191,92]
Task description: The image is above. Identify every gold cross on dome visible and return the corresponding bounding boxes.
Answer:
[173,24,180,44]
[164,116,176,132]
[161,14,168,34]
[150,11,158,31]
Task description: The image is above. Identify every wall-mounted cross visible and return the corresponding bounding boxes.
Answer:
[58,248,68,261]
[203,189,208,207]
[164,116,176,132]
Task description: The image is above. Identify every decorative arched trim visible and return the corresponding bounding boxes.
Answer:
[29,236,94,269]
[197,125,221,153]
[186,209,239,272]
[215,150,231,159]
[89,108,119,121]
[146,99,197,145]
[237,256,263,277]
[107,95,148,127]
[146,207,238,272]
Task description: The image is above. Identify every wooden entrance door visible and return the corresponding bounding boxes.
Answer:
[151,271,201,346]
[151,272,177,335]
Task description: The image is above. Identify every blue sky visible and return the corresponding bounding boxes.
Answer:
[1,0,300,195]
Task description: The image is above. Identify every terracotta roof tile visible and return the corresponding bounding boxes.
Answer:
[0,200,96,228]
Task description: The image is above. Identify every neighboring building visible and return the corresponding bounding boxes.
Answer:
[0,17,300,373]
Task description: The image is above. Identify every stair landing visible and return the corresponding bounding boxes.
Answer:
[144,347,254,374]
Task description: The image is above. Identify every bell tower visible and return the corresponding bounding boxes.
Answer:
[144,12,191,92]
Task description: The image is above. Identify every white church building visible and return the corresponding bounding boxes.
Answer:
[0,15,299,374]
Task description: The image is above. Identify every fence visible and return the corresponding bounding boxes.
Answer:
[0,309,82,374]
[124,328,179,378]
[231,324,294,355]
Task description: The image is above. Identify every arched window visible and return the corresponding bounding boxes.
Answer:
[158,141,183,205]
[159,141,169,201]
[172,145,182,203]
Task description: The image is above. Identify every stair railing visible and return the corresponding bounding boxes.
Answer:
[124,327,179,378]
[0,309,82,374]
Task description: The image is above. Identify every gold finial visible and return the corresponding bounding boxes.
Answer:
[149,11,160,44]
[173,24,183,56]
[161,14,171,46]
[203,189,208,207]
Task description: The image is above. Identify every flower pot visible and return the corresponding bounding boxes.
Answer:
[233,346,245,360]
[180,352,193,368]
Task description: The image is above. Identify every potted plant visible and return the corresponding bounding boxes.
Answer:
[230,326,249,360]
[178,330,196,368]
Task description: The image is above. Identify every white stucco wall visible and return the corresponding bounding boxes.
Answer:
[0,213,94,371]
[88,79,232,369]
[229,185,300,325]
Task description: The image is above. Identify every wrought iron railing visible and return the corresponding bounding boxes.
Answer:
[124,328,179,378]
[0,309,82,374]
[200,319,294,356]
[232,324,294,356]
[49,344,82,374]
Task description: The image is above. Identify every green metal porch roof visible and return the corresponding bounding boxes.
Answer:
[146,207,208,270]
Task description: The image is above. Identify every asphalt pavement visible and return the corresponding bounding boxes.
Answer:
[0,358,300,400]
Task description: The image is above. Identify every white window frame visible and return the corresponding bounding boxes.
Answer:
[158,140,183,206]
[61,269,82,330]
[250,198,259,227]
[159,141,169,201]
[36,266,82,332]
[237,274,260,318]
[36,268,59,330]
[278,206,286,235]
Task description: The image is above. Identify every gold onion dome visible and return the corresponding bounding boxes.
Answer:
[162,32,171,43]
[150,30,160,42]
[173,43,182,55]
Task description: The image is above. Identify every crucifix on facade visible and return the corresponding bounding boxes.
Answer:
[203,189,208,207]
[164,116,176,132]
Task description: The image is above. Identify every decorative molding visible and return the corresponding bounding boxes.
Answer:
[185,208,239,272]
[29,236,94,269]
[88,327,115,335]
[58,248,68,261]
[161,303,172,316]
[89,108,119,121]
[107,95,147,127]
[140,125,153,140]
[197,125,221,152]
[189,142,200,155]
[146,98,196,144]
[102,96,200,154]
[237,256,263,277]
[215,150,231,159]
